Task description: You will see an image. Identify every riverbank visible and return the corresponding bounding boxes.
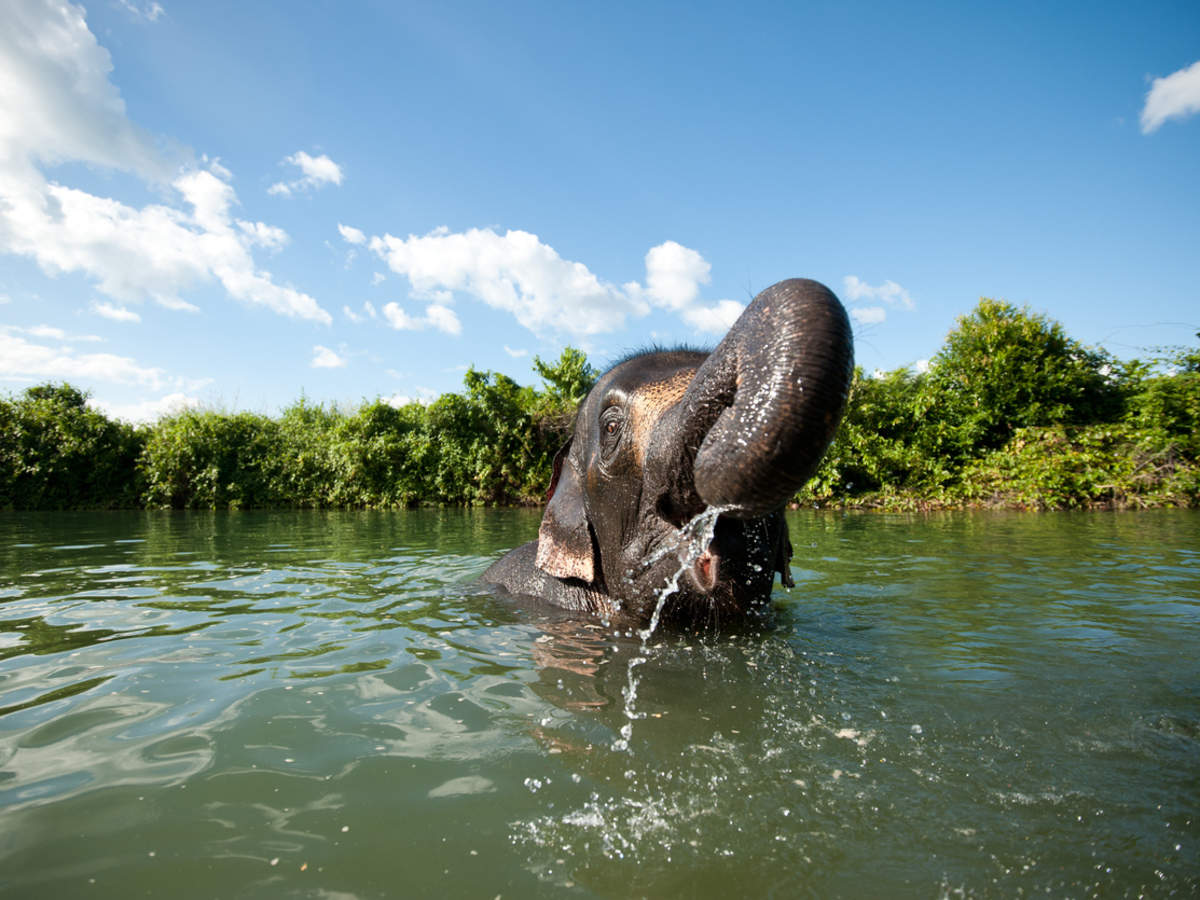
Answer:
[3,301,1198,512]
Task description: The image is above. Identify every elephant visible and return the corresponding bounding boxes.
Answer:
[482,278,854,629]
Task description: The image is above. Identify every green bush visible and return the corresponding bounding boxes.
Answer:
[0,384,144,509]
[3,324,1198,511]
[955,425,1199,509]
[140,409,283,508]
[914,299,1123,466]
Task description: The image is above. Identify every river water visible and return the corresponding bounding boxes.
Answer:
[0,509,1196,898]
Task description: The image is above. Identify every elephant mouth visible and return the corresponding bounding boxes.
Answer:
[690,547,719,593]
[635,507,733,598]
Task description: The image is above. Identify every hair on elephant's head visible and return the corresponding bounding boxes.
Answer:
[483,278,854,628]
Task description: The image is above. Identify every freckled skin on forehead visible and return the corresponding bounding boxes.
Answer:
[628,370,694,463]
[579,354,704,471]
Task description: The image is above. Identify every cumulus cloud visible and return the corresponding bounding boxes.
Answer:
[369,226,646,336]
[842,276,914,309]
[0,0,330,325]
[0,330,166,387]
[504,345,528,358]
[681,299,745,332]
[311,345,347,368]
[268,151,343,196]
[850,306,887,325]
[367,227,741,337]
[644,241,710,310]
[338,223,366,245]
[1141,59,1200,134]
[91,392,201,424]
[92,300,141,322]
[384,389,437,408]
[841,276,915,326]
[237,220,289,251]
[382,300,462,335]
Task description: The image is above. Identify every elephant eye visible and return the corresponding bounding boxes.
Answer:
[599,408,624,456]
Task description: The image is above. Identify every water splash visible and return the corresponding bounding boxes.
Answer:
[613,506,727,752]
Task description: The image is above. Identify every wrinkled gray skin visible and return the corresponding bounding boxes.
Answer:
[483,278,854,628]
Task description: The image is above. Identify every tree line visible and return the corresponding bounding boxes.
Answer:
[2,302,1197,511]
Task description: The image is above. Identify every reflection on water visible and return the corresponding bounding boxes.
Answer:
[0,509,1197,897]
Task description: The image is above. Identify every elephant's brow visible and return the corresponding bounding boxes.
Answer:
[629,371,693,463]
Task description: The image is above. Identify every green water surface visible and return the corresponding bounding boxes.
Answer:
[0,509,1196,898]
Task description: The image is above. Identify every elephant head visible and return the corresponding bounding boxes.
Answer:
[483,278,853,628]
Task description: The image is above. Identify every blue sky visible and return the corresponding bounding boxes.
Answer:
[1,0,1197,421]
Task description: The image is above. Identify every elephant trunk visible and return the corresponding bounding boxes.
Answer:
[670,278,854,518]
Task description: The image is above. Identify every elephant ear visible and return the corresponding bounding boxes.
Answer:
[536,441,596,583]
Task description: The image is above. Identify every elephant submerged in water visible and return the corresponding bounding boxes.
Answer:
[483,278,854,628]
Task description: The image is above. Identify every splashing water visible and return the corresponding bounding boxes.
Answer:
[613,505,728,752]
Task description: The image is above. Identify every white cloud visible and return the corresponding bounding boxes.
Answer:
[24,324,67,340]
[0,0,330,325]
[311,345,347,368]
[369,226,648,336]
[91,392,201,424]
[1141,59,1200,134]
[0,165,330,322]
[842,276,914,310]
[367,227,744,338]
[641,241,745,332]
[0,330,166,387]
[382,300,462,335]
[344,300,378,323]
[268,151,343,196]
[0,0,169,181]
[338,223,366,245]
[371,272,386,286]
[237,220,289,251]
[680,299,744,333]
[644,240,710,310]
[914,358,931,374]
[92,300,141,322]
[504,345,528,358]
[9,323,101,342]
[384,390,436,408]
[425,303,462,335]
[118,0,164,22]
[850,306,887,325]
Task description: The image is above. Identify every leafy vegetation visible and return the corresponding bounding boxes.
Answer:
[799,300,1200,509]
[1,304,1197,510]
[0,384,145,509]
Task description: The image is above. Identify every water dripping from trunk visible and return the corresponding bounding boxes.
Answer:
[612,505,727,752]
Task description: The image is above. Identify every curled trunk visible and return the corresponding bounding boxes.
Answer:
[665,278,854,517]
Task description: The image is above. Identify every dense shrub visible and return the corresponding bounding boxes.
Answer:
[954,424,1200,509]
[2,321,1197,511]
[0,384,144,509]
[914,299,1123,465]
[799,306,1198,509]
[140,410,283,508]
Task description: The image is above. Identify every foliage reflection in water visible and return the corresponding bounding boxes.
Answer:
[0,509,1196,898]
